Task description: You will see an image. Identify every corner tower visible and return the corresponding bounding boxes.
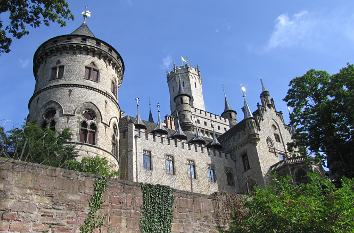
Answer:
[28,15,124,168]
[167,64,205,113]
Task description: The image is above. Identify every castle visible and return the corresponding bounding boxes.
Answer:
[28,19,295,195]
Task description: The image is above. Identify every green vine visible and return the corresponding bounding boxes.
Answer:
[80,176,108,233]
[140,184,174,233]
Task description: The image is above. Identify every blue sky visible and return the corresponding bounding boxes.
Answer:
[1,0,354,129]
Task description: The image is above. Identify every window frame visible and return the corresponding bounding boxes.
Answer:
[242,153,251,172]
[143,150,152,170]
[84,65,100,82]
[165,155,174,175]
[188,160,196,179]
[207,165,217,183]
[50,65,64,80]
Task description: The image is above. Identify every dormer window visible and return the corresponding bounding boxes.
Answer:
[85,63,99,82]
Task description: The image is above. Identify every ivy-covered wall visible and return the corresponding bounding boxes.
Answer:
[0,159,245,233]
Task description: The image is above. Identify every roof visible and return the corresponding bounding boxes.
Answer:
[71,23,95,37]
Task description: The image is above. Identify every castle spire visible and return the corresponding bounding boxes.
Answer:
[170,111,187,140]
[148,97,154,123]
[221,87,237,127]
[260,78,267,93]
[152,102,168,135]
[134,97,147,129]
[208,122,222,149]
[241,86,253,119]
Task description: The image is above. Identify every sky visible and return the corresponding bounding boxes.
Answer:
[1,0,354,129]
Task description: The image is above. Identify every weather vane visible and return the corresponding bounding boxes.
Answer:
[241,85,247,97]
[81,6,91,24]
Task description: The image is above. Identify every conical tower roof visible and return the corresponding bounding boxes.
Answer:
[170,112,187,140]
[152,103,168,135]
[208,127,222,149]
[242,98,253,119]
[189,127,206,145]
[71,23,95,37]
[174,77,191,100]
[148,99,154,123]
[134,98,147,129]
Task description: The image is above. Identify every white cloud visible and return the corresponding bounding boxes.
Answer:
[265,9,354,51]
[161,55,173,70]
[18,58,30,69]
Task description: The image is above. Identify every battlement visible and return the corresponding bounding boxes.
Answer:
[193,107,228,123]
[134,128,231,160]
[167,64,201,80]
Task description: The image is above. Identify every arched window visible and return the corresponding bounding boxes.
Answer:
[85,62,99,82]
[112,124,118,159]
[42,108,56,131]
[80,109,97,145]
[266,137,274,148]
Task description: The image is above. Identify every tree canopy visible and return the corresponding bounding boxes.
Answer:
[225,173,354,233]
[0,0,73,54]
[284,64,354,180]
[0,122,77,167]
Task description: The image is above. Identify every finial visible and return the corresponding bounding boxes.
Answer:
[148,97,154,123]
[81,6,91,24]
[241,85,247,98]
[181,56,189,65]
[152,102,168,135]
[134,97,147,129]
[260,78,267,92]
[135,97,140,107]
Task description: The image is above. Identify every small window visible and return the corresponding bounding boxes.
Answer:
[143,150,152,170]
[204,121,207,126]
[207,165,216,182]
[50,65,64,80]
[218,125,220,130]
[226,170,235,186]
[165,155,174,175]
[182,81,185,87]
[188,160,196,179]
[112,124,118,159]
[111,80,117,97]
[242,154,250,171]
[197,119,200,124]
[274,133,281,143]
[194,82,197,88]
[84,66,99,82]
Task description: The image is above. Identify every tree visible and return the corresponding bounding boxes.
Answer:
[225,173,354,233]
[0,0,73,54]
[284,65,354,180]
[0,122,77,167]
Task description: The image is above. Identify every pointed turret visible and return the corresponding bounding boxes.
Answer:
[260,79,273,108]
[170,112,187,140]
[241,86,253,119]
[134,97,147,130]
[221,92,237,127]
[71,7,95,37]
[207,125,222,149]
[173,77,194,132]
[152,103,168,135]
[189,127,206,145]
[148,98,154,123]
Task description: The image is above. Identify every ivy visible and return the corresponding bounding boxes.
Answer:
[140,184,174,233]
[80,176,108,233]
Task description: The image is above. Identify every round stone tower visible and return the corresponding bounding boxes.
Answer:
[28,20,124,168]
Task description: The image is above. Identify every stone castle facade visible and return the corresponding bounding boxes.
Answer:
[28,22,296,195]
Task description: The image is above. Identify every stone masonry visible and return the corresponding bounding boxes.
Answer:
[0,159,245,233]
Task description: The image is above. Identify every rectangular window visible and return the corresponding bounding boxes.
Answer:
[111,81,117,97]
[274,133,281,143]
[188,160,196,179]
[242,154,250,171]
[58,65,64,79]
[226,170,235,186]
[51,67,57,80]
[51,66,64,80]
[85,67,91,79]
[143,150,152,170]
[207,165,216,182]
[165,155,174,175]
[85,66,99,82]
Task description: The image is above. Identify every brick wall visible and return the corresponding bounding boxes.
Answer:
[0,159,244,233]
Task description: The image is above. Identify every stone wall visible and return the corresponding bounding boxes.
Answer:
[0,159,244,233]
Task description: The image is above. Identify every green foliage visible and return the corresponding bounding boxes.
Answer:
[68,156,118,233]
[225,173,354,233]
[140,184,174,233]
[65,156,118,178]
[284,64,354,179]
[80,176,108,233]
[0,122,76,167]
[0,0,74,53]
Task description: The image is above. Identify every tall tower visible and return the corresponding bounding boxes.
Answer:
[167,64,205,113]
[28,12,124,168]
